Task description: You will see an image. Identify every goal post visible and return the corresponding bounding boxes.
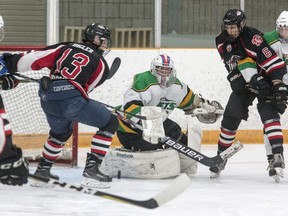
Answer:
[0,45,78,166]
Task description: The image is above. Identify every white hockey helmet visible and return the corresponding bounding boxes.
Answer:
[276,11,288,39]
[150,54,176,88]
[0,15,4,42]
[276,11,288,28]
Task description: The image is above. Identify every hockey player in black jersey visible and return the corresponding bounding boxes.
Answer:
[2,23,119,188]
[211,9,287,180]
[0,15,29,186]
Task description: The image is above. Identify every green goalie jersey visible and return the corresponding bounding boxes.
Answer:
[118,70,198,134]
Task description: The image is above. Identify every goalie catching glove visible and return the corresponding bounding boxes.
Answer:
[184,94,223,124]
[196,100,224,124]
[184,94,216,114]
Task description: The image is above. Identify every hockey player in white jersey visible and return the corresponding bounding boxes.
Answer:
[263,11,288,182]
[100,54,223,179]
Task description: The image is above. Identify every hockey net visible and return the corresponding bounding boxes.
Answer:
[0,46,78,166]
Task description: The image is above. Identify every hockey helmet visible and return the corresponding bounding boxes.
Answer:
[222,9,246,41]
[82,23,111,56]
[276,11,288,39]
[276,11,288,28]
[223,9,246,27]
[0,15,4,42]
[150,54,176,88]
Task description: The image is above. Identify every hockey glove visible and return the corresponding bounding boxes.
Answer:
[0,74,19,90]
[0,147,29,186]
[227,68,247,93]
[198,97,216,113]
[249,74,271,97]
[271,82,287,114]
[0,56,8,76]
[196,100,224,124]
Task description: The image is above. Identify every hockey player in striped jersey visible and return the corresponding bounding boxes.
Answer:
[263,11,288,182]
[0,15,28,186]
[212,9,287,179]
[2,23,119,188]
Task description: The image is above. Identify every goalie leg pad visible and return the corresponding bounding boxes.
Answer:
[99,148,181,179]
[179,119,202,175]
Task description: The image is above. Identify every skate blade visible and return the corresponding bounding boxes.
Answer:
[81,177,111,189]
[271,174,281,183]
[275,167,284,178]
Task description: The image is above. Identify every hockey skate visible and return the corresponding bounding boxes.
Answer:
[81,153,112,189]
[31,157,59,187]
[267,153,285,183]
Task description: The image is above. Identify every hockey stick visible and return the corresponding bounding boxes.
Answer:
[107,57,121,79]
[163,137,242,167]
[98,101,169,120]
[28,173,190,209]
[2,72,167,121]
[114,110,243,167]
[13,72,40,83]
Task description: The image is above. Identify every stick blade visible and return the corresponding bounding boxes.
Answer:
[107,57,121,79]
[219,141,243,160]
[151,173,190,208]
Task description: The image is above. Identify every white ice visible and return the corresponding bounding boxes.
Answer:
[1,144,288,216]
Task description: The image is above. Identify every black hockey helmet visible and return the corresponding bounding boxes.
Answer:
[82,23,111,56]
[222,9,246,30]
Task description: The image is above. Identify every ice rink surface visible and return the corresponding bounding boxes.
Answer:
[1,144,288,216]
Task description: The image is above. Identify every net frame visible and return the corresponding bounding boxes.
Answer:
[0,45,78,166]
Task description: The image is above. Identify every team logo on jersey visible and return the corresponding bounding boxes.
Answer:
[158,97,176,110]
[226,44,232,52]
[251,35,263,46]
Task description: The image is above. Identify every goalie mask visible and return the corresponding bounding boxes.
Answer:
[150,54,176,88]
[0,15,4,42]
[276,11,288,41]
[82,23,111,56]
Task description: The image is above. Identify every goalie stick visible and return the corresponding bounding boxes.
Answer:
[28,173,190,209]
[164,137,242,167]
[114,110,243,167]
